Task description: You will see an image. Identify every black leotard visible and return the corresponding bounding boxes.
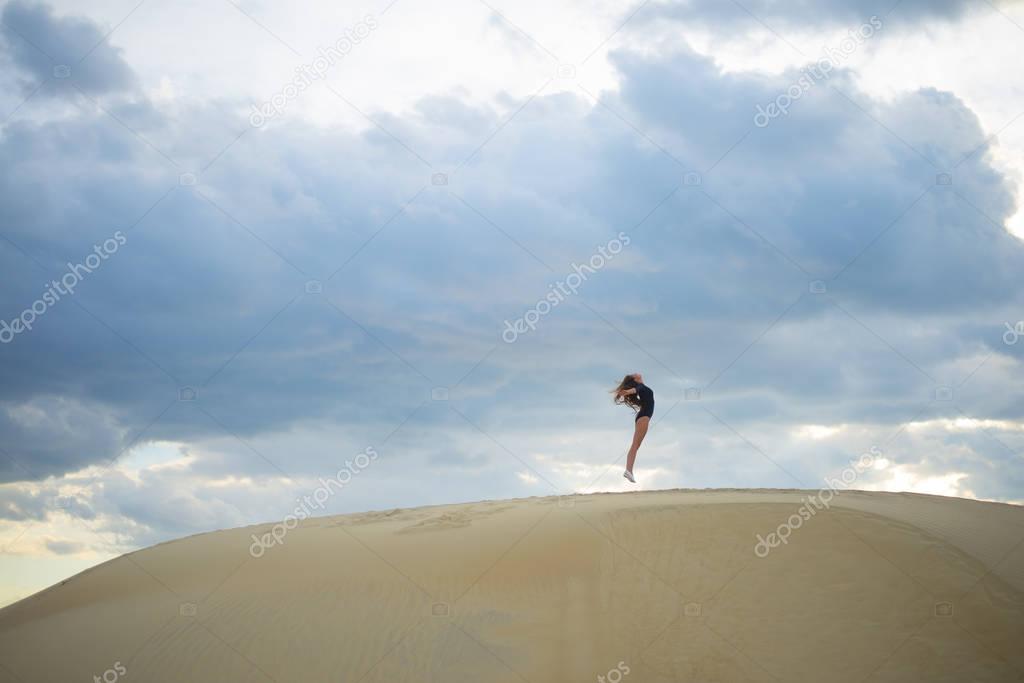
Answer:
[635,383,654,421]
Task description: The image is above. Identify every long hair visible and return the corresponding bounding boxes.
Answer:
[612,374,641,412]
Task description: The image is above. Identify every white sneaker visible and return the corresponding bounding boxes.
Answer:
[623,469,635,483]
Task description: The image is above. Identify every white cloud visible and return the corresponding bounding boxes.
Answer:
[862,463,974,498]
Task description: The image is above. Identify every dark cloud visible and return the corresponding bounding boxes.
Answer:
[0,397,124,481]
[0,0,138,96]
[603,47,1024,313]
[43,538,83,554]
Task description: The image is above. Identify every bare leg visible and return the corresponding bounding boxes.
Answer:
[625,416,650,474]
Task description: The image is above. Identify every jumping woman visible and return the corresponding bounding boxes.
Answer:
[612,373,654,483]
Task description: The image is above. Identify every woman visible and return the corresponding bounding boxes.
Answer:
[612,372,654,483]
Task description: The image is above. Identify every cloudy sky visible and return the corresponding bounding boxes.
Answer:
[1,0,1023,607]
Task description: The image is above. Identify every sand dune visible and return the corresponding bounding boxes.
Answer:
[1,489,1023,682]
